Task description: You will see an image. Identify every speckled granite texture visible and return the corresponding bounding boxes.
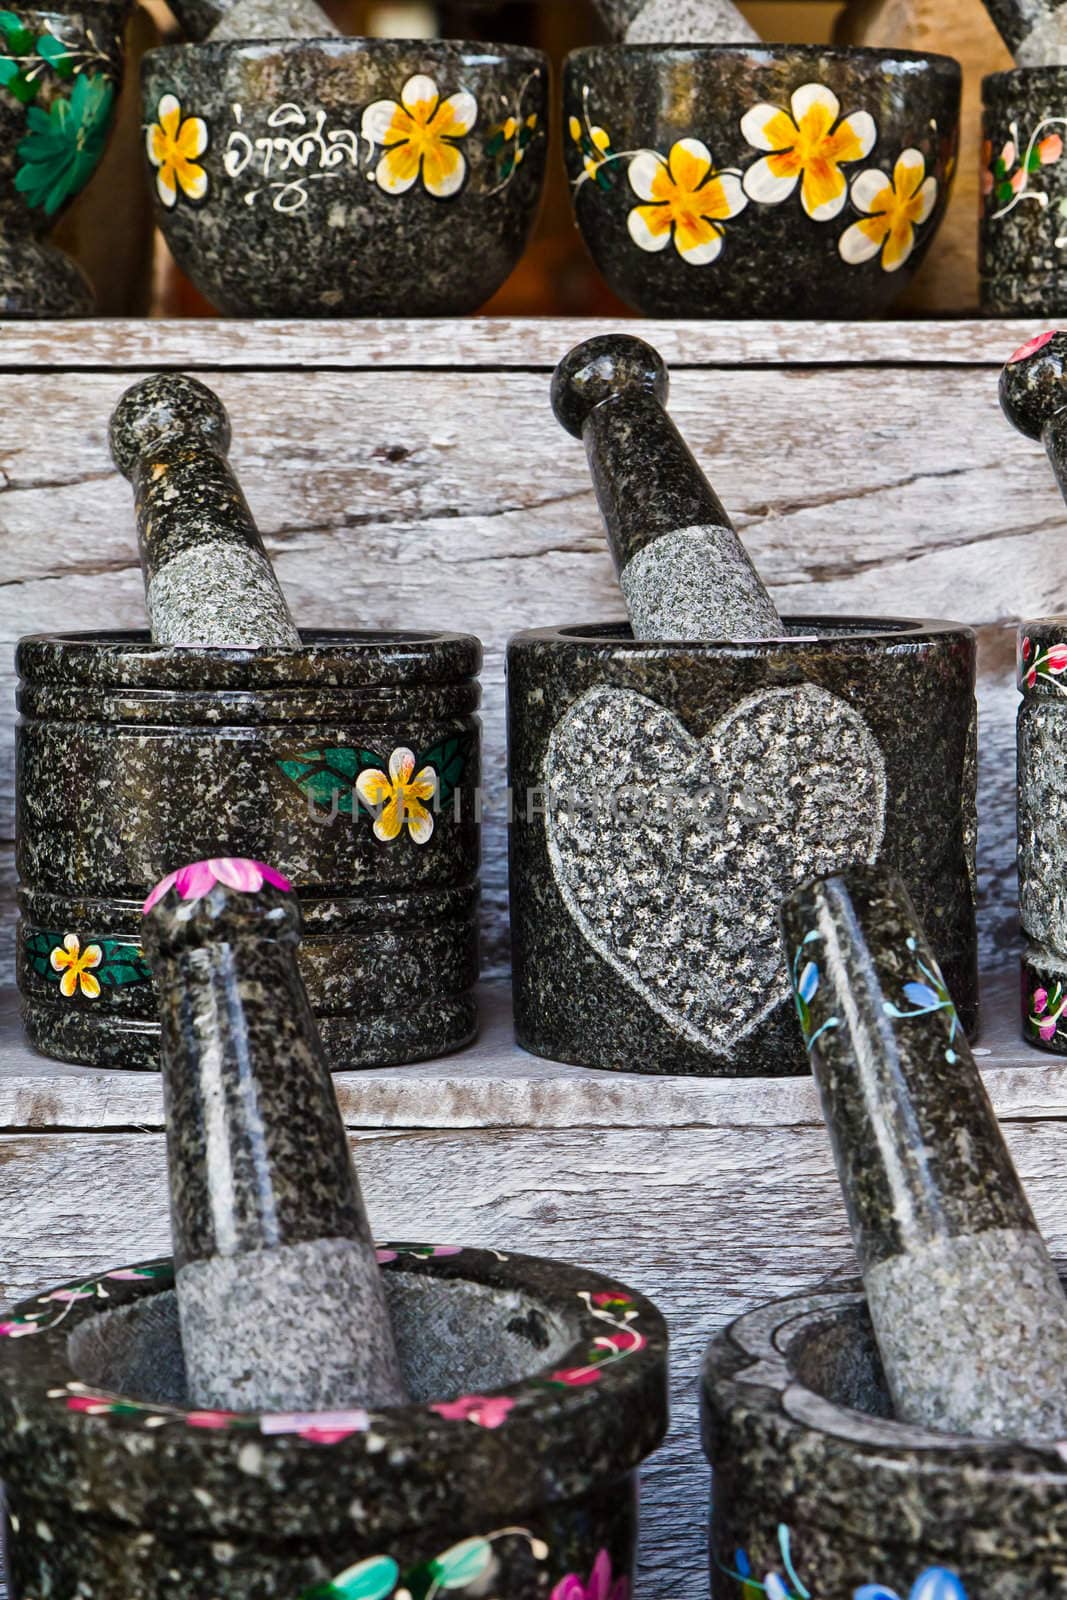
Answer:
[110,373,301,648]
[508,619,978,1076]
[551,335,783,642]
[564,44,960,319]
[0,1247,668,1598]
[703,1279,1067,1597]
[17,630,482,1070]
[0,0,127,316]
[984,0,1067,64]
[594,0,759,44]
[143,867,407,1411]
[141,39,548,317]
[982,69,1067,311]
[782,865,1067,1439]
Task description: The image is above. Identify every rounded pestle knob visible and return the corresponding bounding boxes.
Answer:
[142,857,408,1413]
[591,0,759,45]
[552,333,783,642]
[164,0,338,43]
[781,864,1067,1440]
[1000,329,1067,441]
[110,373,302,651]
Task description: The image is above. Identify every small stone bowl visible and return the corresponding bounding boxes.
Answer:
[702,1278,1067,1595]
[0,0,128,316]
[16,629,482,1070]
[507,617,978,1077]
[563,43,960,319]
[981,68,1067,315]
[0,1245,668,1599]
[140,37,549,316]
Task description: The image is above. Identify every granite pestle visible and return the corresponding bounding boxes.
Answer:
[981,0,1067,64]
[591,0,759,45]
[781,864,1067,1440]
[164,0,338,44]
[141,858,408,1412]
[1000,328,1067,479]
[551,334,783,641]
[109,374,302,649]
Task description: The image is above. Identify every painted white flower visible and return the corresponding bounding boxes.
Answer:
[838,148,938,272]
[627,138,746,265]
[355,747,438,844]
[146,93,208,209]
[740,82,876,221]
[361,74,477,199]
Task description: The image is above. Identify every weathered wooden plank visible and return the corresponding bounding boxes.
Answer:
[0,317,1050,371]
[2,1118,1066,1597]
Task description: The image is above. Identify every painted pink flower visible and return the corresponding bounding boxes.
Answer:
[185,1409,238,1429]
[551,1549,629,1600]
[1048,645,1067,673]
[1009,330,1056,364]
[1028,667,1038,688]
[1040,1018,1058,1042]
[598,1330,646,1354]
[981,166,994,195]
[1022,636,1032,661]
[1001,139,1016,168]
[44,1287,94,1304]
[1040,133,1063,164]
[375,1244,462,1264]
[549,1366,602,1387]
[0,1320,37,1337]
[591,1291,631,1307]
[1035,987,1049,1015]
[260,1408,370,1443]
[144,857,293,914]
[431,1394,516,1429]
[1011,167,1026,193]
[67,1394,115,1414]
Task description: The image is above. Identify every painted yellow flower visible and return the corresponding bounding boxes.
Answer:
[570,113,611,181]
[627,139,747,265]
[741,82,875,222]
[145,93,208,209]
[838,148,938,273]
[361,74,477,199]
[50,933,102,999]
[356,747,438,845]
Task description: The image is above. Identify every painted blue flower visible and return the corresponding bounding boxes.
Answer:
[855,1569,968,1600]
[798,961,819,1003]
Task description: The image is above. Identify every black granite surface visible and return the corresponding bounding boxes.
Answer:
[982,69,1067,312]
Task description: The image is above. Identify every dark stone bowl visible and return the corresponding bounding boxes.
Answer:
[0,0,128,316]
[981,68,1067,315]
[563,43,961,319]
[140,36,549,317]
[16,629,482,1070]
[507,617,978,1076]
[0,1244,668,1599]
[702,1278,1067,1596]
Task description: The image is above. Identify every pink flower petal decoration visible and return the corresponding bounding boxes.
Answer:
[144,858,293,914]
[430,1394,516,1428]
[185,1409,238,1429]
[1040,133,1063,164]
[1008,330,1057,364]
[1035,987,1049,1015]
[261,1408,371,1442]
[1040,1019,1058,1042]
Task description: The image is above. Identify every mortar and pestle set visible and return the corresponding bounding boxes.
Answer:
[0,859,670,1596]
[980,0,1067,311]
[136,0,548,316]
[17,372,481,1070]
[563,0,961,318]
[508,333,979,1076]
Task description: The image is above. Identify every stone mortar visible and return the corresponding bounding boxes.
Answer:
[1016,615,1067,1053]
[982,67,1067,313]
[0,1246,669,1599]
[702,1278,1067,1596]
[563,44,960,319]
[16,629,482,1070]
[140,38,549,317]
[507,617,978,1077]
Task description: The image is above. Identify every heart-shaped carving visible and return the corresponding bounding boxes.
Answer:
[545,683,887,1055]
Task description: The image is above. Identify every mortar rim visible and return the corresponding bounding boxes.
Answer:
[509,616,975,654]
[566,41,963,75]
[143,36,549,68]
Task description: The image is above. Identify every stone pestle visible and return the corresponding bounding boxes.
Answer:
[141,857,409,1412]
[591,0,759,46]
[980,0,1067,64]
[551,333,783,641]
[164,0,338,45]
[110,373,302,650]
[781,864,1067,1440]
[1000,328,1067,481]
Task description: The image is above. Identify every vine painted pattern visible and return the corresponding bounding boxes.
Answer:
[277,734,472,840]
[300,1528,549,1600]
[718,1524,969,1600]
[23,930,151,997]
[1019,634,1067,693]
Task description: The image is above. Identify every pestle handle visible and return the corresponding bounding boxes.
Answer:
[552,334,783,642]
[164,0,339,43]
[591,0,759,43]
[781,864,1067,1440]
[1000,330,1067,503]
[980,0,1067,64]
[110,374,302,650]
[142,858,407,1412]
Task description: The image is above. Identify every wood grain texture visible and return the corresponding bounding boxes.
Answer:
[0,349,1057,974]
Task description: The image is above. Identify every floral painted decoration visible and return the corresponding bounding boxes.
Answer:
[15,69,113,214]
[627,139,747,266]
[789,929,839,1051]
[544,1290,646,1388]
[838,149,937,272]
[1019,633,1067,692]
[855,1569,968,1600]
[356,747,439,844]
[0,1262,173,1339]
[24,930,151,997]
[302,1528,549,1600]
[375,1243,464,1264]
[881,936,961,1065]
[362,74,477,199]
[551,1548,629,1600]
[143,857,292,914]
[569,106,617,188]
[985,119,1065,218]
[1029,978,1067,1045]
[740,82,876,221]
[146,92,208,208]
[278,734,470,840]
[719,1523,811,1598]
[430,1393,516,1429]
[0,9,112,104]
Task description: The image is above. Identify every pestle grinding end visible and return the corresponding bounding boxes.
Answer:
[110,373,231,482]
[551,334,669,440]
[999,329,1067,441]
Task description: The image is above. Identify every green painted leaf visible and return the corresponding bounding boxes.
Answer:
[0,11,35,53]
[995,180,1014,204]
[485,128,505,157]
[276,748,386,817]
[2,66,35,102]
[993,157,1007,178]
[309,1555,399,1600]
[1028,147,1041,171]
[432,1538,493,1590]
[35,29,73,75]
[417,734,471,811]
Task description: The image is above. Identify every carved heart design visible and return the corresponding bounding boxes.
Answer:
[545,683,887,1055]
